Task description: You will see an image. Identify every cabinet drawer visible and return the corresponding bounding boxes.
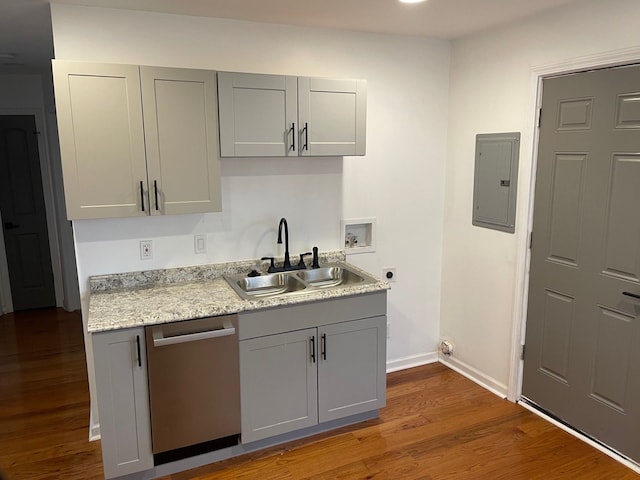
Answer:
[238,291,386,340]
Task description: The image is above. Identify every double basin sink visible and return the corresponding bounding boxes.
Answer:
[224,264,378,300]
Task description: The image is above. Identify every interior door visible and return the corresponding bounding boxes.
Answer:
[0,115,56,310]
[522,65,640,462]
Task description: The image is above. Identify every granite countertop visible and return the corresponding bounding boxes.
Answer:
[88,251,390,333]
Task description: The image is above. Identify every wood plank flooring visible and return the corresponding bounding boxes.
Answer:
[1,308,638,479]
[0,308,103,480]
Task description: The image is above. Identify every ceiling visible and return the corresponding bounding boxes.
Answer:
[0,0,583,74]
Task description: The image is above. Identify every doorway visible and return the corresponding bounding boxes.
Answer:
[0,115,56,311]
[522,64,640,463]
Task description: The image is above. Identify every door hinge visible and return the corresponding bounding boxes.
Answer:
[521,344,526,360]
[537,108,542,128]
[529,231,533,249]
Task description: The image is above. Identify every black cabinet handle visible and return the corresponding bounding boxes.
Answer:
[290,123,296,152]
[302,122,309,151]
[154,180,159,211]
[310,336,316,363]
[3,222,19,230]
[135,335,142,367]
[321,333,326,361]
[623,291,640,300]
[139,181,145,212]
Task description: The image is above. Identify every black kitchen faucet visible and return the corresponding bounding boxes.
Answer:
[261,217,311,272]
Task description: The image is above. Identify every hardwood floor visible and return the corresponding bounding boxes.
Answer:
[1,308,637,480]
[0,308,103,480]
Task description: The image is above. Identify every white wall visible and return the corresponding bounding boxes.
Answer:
[51,4,450,433]
[0,73,80,313]
[441,0,640,396]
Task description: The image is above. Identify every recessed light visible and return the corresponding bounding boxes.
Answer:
[399,0,427,3]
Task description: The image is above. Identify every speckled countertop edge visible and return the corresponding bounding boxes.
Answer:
[88,251,390,333]
[89,251,347,292]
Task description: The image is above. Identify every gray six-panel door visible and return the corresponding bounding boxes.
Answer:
[522,65,640,462]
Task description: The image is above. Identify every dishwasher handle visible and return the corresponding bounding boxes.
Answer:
[152,326,236,347]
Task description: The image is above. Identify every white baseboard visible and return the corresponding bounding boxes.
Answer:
[89,410,100,441]
[386,352,438,373]
[438,354,508,398]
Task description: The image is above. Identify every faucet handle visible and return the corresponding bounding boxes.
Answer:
[260,256,277,273]
[298,252,312,268]
[312,246,320,269]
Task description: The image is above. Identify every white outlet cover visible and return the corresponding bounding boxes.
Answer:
[382,268,396,282]
[140,240,153,260]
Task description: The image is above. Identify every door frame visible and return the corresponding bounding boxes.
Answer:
[507,48,640,469]
[0,108,63,314]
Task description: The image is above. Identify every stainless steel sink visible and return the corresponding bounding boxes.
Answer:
[224,264,378,300]
[296,266,365,288]
[227,272,306,298]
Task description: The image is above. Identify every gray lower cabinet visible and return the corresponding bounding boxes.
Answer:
[317,317,386,422]
[90,292,386,477]
[92,328,153,479]
[240,328,319,443]
[239,296,386,444]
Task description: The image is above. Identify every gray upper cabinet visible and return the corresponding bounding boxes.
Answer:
[218,72,297,157]
[140,67,221,216]
[298,77,366,156]
[218,72,366,157]
[53,61,221,220]
[53,62,148,219]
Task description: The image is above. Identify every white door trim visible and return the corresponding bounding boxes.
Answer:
[508,45,640,402]
[0,108,64,313]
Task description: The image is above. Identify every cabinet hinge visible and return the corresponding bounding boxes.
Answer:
[521,344,526,360]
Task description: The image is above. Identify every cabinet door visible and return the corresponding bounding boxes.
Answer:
[318,316,386,423]
[240,328,318,443]
[53,61,148,219]
[92,328,153,479]
[218,72,298,157]
[140,67,221,215]
[298,77,366,157]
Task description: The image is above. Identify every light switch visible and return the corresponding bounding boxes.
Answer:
[194,234,207,254]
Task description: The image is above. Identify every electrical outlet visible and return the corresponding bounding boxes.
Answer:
[382,267,396,282]
[194,234,207,254]
[140,240,153,260]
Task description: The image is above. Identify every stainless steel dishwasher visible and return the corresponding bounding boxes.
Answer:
[145,314,240,462]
